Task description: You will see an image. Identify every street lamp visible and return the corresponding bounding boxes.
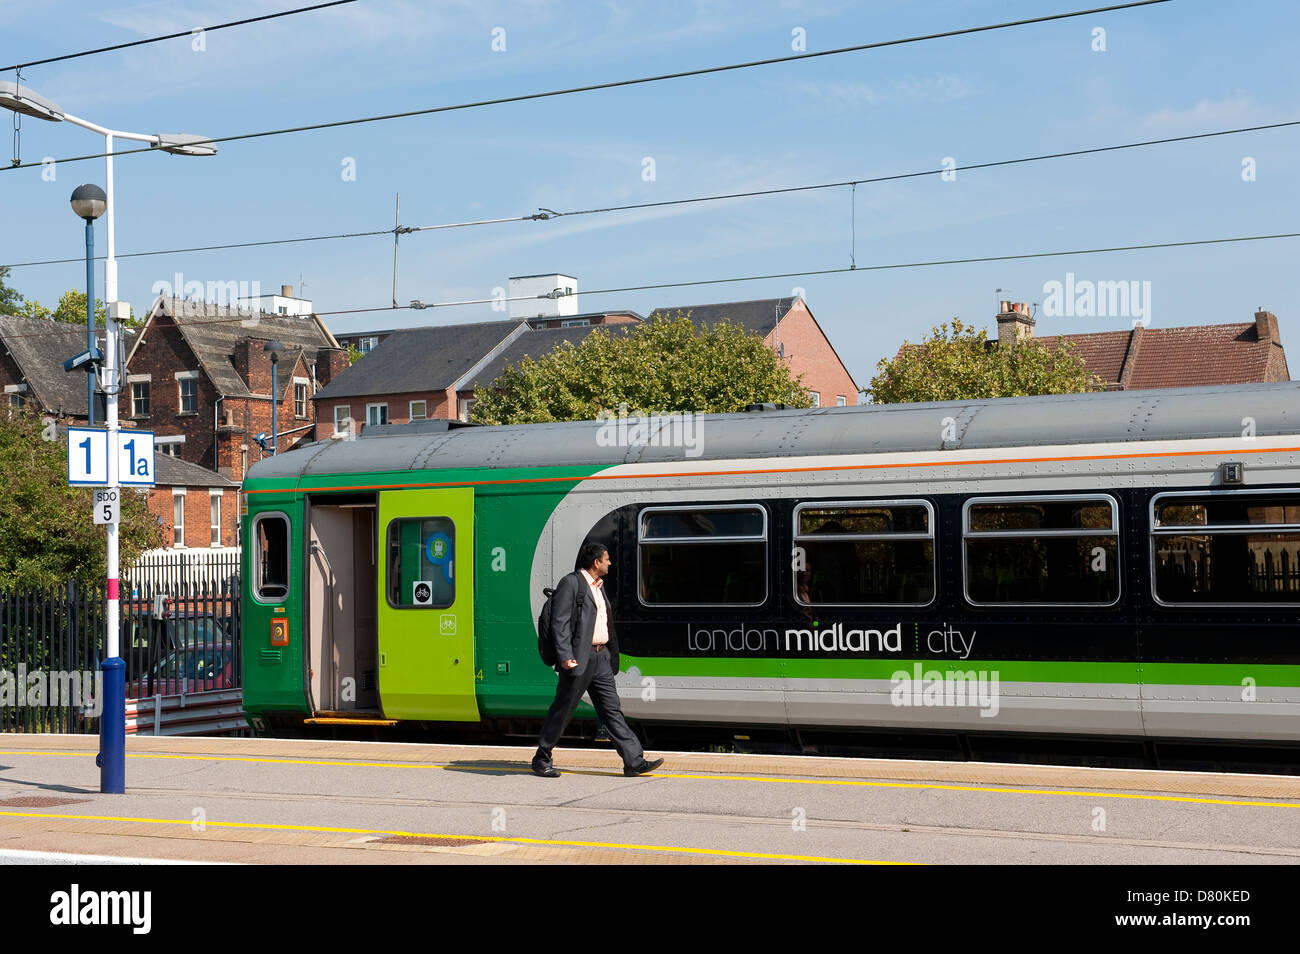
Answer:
[0,81,216,307]
[264,340,285,455]
[69,184,106,425]
[1,81,215,797]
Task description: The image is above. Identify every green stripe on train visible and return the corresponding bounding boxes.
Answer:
[621,655,1300,686]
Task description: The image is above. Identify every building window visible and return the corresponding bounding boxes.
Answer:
[172,491,186,548]
[177,375,198,413]
[210,493,222,547]
[963,495,1120,605]
[561,318,589,327]
[458,397,474,422]
[366,403,388,426]
[334,405,353,435]
[836,395,848,407]
[1152,491,1300,604]
[386,517,455,608]
[638,505,767,606]
[809,391,820,407]
[358,336,379,353]
[294,382,308,418]
[132,381,150,416]
[410,400,427,420]
[157,435,184,458]
[252,513,290,601]
[794,500,935,606]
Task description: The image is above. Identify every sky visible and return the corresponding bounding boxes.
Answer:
[1,0,1297,390]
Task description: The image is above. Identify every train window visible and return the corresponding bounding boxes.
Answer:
[1152,491,1300,604]
[793,500,934,606]
[963,495,1119,605]
[386,517,455,609]
[638,505,766,606]
[252,513,290,603]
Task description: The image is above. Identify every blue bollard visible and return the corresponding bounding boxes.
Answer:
[99,657,125,794]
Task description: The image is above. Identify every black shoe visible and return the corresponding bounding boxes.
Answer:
[531,760,560,778]
[623,757,664,777]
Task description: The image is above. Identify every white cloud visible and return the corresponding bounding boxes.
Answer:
[794,74,973,108]
[1141,94,1264,131]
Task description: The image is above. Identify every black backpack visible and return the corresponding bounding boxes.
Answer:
[537,582,583,667]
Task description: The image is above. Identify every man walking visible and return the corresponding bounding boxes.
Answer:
[533,542,663,778]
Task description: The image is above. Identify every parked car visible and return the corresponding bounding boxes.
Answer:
[127,642,235,698]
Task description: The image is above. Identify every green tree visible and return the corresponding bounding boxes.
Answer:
[867,318,1102,404]
[0,410,162,590]
[471,313,810,424]
[0,266,22,315]
[17,290,137,326]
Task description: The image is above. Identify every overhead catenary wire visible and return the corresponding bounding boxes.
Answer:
[4,117,1293,272]
[2,229,1295,340]
[0,0,1171,174]
[0,1,357,73]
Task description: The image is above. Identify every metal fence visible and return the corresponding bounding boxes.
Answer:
[0,578,242,735]
[127,549,241,595]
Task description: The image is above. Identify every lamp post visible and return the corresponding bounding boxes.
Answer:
[264,340,285,454]
[69,184,106,425]
[1,81,215,796]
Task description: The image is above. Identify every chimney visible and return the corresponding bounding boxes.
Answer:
[1255,309,1279,345]
[281,284,294,298]
[996,300,1035,345]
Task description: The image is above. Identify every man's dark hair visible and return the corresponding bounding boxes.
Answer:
[577,542,609,571]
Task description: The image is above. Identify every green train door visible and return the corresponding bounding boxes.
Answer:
[376,487,479,721]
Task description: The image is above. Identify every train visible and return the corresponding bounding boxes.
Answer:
[239,381,1300,755]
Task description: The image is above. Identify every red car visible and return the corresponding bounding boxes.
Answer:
[127,642,235,697]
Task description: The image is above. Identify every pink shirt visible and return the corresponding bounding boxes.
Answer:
[581,569,609,646]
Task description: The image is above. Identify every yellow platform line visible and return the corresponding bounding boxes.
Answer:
[4,749,1299,810]
[0,809,896,865]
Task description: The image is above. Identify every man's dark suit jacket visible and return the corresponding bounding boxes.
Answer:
[549,570,618,677]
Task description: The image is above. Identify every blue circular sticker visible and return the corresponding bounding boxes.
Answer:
[425,532,452,565]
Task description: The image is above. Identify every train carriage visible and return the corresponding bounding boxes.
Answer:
[240,381,1300,751]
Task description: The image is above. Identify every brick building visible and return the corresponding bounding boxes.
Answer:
[125,297,349,480]
[987,301,1290,389]
[0,314,138,420]
[144,454,240,549]
[315,320,526,431]
[652,297,860,406]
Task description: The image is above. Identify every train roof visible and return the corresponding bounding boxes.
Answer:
[247,381,1300,481]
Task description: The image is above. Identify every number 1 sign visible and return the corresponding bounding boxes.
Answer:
[67,427,109,485]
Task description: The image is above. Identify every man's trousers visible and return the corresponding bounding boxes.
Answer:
[535,648,643,766]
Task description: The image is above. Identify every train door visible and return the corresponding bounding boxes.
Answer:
[376,487,479,721]
[306,496,379,713]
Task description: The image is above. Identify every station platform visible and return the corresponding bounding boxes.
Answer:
[2,734,1299,865]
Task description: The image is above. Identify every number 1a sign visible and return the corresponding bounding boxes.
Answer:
[67,428,155,487]
[118,431,155,486]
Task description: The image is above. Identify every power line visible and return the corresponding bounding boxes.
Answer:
[0,0,1170,174]
[1,1,357,73]
[5,116,1290,272]
[3,228,1294,340]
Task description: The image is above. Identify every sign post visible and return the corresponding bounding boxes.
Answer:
[67,424,152,794]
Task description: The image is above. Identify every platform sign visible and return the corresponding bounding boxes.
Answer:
[67,428,155,487]
[117,430,155,487]
[67,427,109,485]
[92,489,120,525]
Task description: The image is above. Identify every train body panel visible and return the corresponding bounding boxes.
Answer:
[241,384,1300,744]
